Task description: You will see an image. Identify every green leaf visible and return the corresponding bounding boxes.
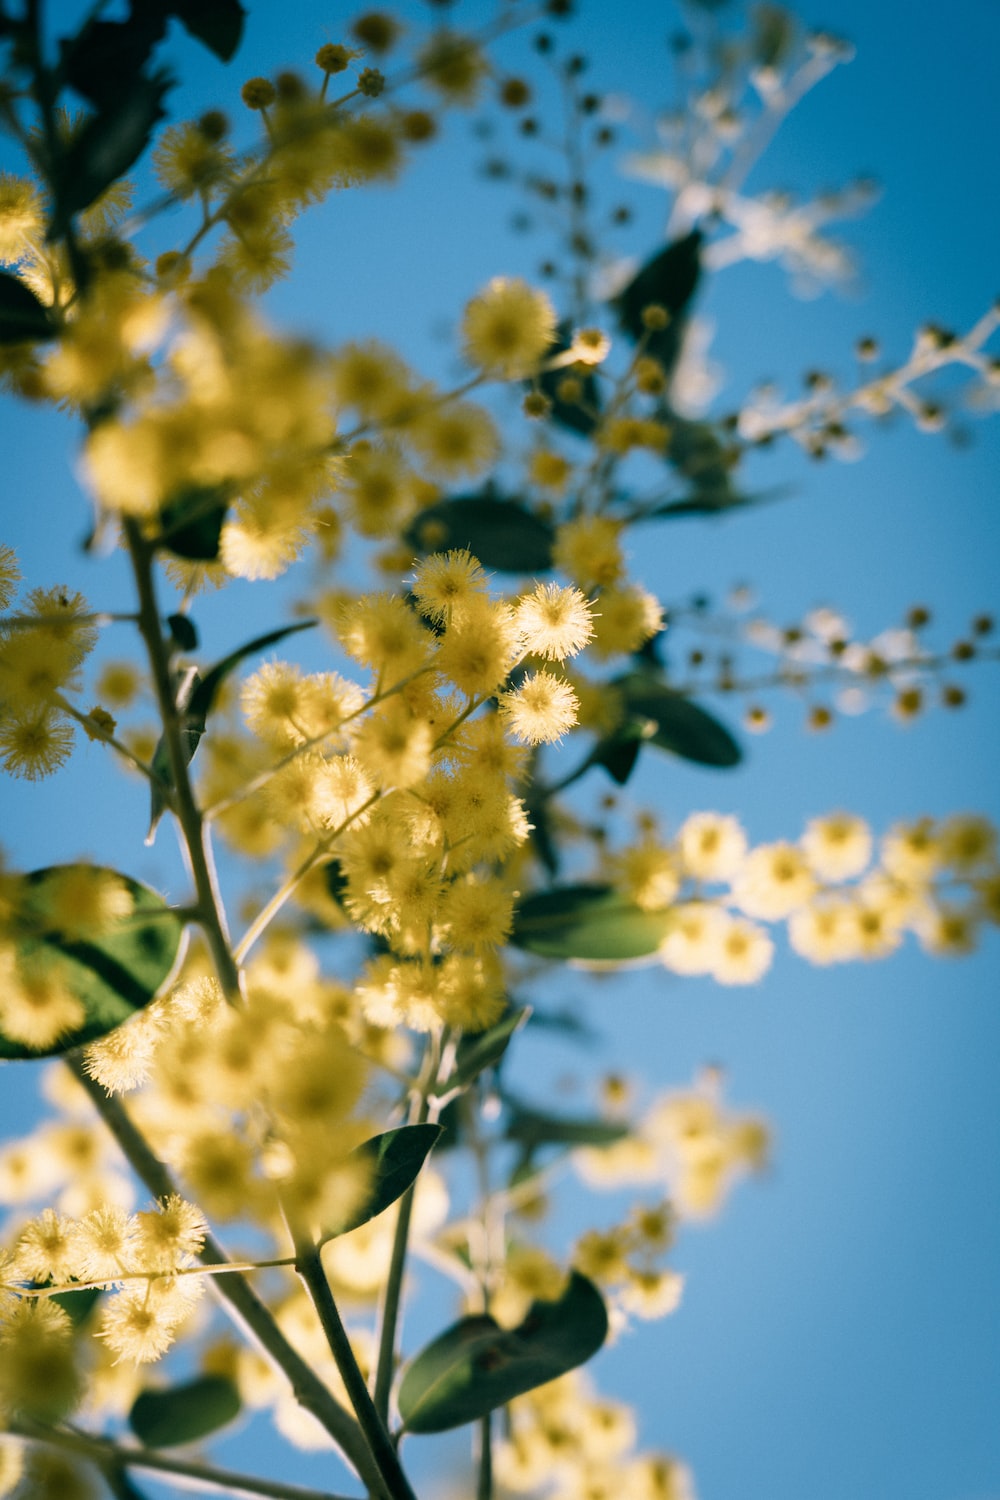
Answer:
[166,613,198,652]
[533,321,601,436]
[50,1284,104,1326]
[511,883,673,964]
[614,230,702,373]
[157,485,230,561]
[51,70,172,237]
[753,4,796,68]
[661,412,739,508]
[407,497,555,573]
[129,1375,241,1448]
[0,270,56,344]
[319,1124,443,1243]
[398,1271,607,1434]
[618,673,741,768]
[525,796,560,878]
[0,865,184,1061]
[587,721,647,786]
[446,1006,530,1091]
[60,12,167,109]
[169,0,247,61]
[505,1102,629,1150]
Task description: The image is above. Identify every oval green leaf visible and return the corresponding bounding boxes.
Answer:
[0,865,184,1060]
[407,496,555,572]
[319,1123,442,1243]
[129,1374,241,1448]
[446,1006,530,1091]
[511,883,672,963]
[618,674,741,768]
[398,1271,608,1434]
[614,230,702,372]
[505,1103,629,1150]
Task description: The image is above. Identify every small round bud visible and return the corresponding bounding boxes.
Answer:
[744,704,771,732]
[155,251,190,285]
[555,375,584,404]
[941,684,967,709]
[351,12,402,53]
[807,705,833,731]
[972,613,994,636]
[399,109,436,142]
[520,117,539,137]
[500,77,531,108]
[275,70,305,101]
[894,687,923,719]
[241,76,276,109]
[197,109,229,141]
[523,390,552,419]
[358,67,386,97]
[688,649,704,667]
[906,605,930,628]
[951,640,975,661]
[570,327,611,365]
[316,43,351,74]
[612,205,631,225]
[856,336,879,360]
[641,303,669,330]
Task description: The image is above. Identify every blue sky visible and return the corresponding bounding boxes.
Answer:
[1,2,999,1498]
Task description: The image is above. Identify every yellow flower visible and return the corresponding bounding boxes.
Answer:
[552,516,625,590]
[801,812,872,880]
[734,841,816,919]
[461,277,556,379]
[514,582,595,661]
[498,670,579,744]
[411,549,488,625]
[677,812,747,881]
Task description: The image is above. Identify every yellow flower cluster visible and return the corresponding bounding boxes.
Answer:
[600,810,1000,983]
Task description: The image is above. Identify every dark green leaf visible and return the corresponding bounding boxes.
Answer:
[618,673,741,767]
[129,1375,241,1448]
[398,1271,607,1433]
[169,0,247,61]
[324,860,349,904]
[157,485,230,561]
[50,1285,104,1326]
[753,4,796,68]
[446,1007,530,1091]
[533,321,601,436]
[614,230,702,372]
[587,721,647,786]
[0,865,184,1060]
[166,613,198,652]
[51,70,172,236]
[319,1124,442,1243]
[406,497,554,573]
[60,13,167,109]
[505,1102,628,1150]
[0,270,56,344]
[511,883,673,964]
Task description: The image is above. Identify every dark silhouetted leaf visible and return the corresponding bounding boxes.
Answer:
[0,865,184,1060]
[398,1272,607,1433]
[0,270,56,344]
[166,613,198,652]
[505,1102,629,1150]
[129,1375,241,1448]
[50,1285,104,1326]
[51,70,172,237]
[446,1007,530,1091]
[407,497,554,572]
[511,883,673,964]
[321,1125,443,1242]
[614,230,702,373]
[169,0,247,61]
[157,485,229,561]
[189,619,317,722]
[533,321,601,436]
[587,721,647,786]
[60,13,167,108]
[526,796,560,878]
[618,673,741,767]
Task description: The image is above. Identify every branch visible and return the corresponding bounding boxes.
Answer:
[67,1062,385,1497]
[8,1421,358,1500]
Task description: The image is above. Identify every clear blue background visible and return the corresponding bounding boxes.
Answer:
[2,3,998,1498]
